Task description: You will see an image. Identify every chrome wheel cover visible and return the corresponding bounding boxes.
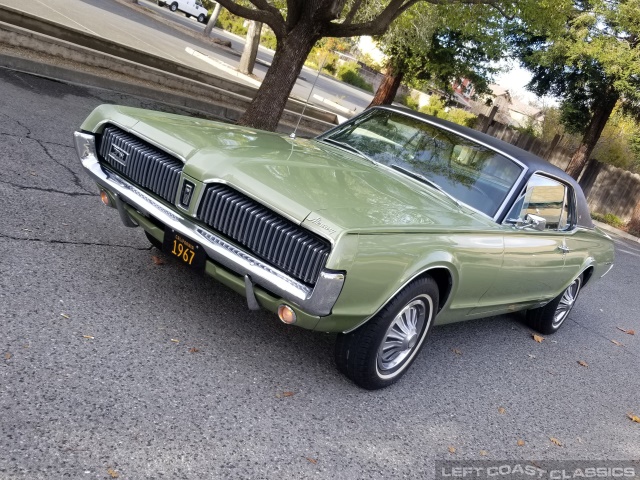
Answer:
[376,295,433,378]
[553,277,581,328]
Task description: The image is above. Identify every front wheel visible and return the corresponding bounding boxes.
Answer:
[526,275,582,334]
[197,14,205,23]
[169,2,178,12]
[335,277,438,390]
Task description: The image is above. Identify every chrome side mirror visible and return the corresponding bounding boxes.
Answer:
[509,214,546,231]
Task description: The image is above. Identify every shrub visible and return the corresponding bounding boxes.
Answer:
[591,212,625,228]
[398,94,419,110]
[216,9,247,36]
[336,62,373,92]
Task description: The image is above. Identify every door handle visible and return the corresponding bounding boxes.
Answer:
[557,244,571,253]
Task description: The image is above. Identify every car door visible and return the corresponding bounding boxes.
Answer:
[471,173,572,316]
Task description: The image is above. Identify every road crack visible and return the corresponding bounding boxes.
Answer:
[0,232,153,251]
[0,179,94,198]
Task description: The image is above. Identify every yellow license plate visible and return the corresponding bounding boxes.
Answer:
[162,229,206,273]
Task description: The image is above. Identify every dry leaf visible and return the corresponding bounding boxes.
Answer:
[550,437,563,446]
[610,339,624,347]
[4,352,11,360]
[151,255,165,265]
[170,339,179,343]
[452,348,462,355]
[627,412,640,423]
[189,347,199,353]
[528,354,536,358]
[448,446,456,454]
[532,334,544,343]
[577,360,589,368]
[480,450,488,456]
[617,327,635,335]
[498,407,506,414]
[282,391,295,397]
[107,468,119,478]
[82,335,94,339]
[306,457,318,464]
[60,313,70,319]
[517,439,525,446]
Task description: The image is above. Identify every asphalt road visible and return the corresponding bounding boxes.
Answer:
[0,0,375,115]
[0,70,639,480]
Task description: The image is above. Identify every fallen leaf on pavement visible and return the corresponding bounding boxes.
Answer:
[577,360,589,368]
[550,437,563,446]
[4,352,11,360]
[306,457,318,464]
[171,339,179,343]
[610,339,624,347]
[189,347,199,353]
[627,412,640,423]
[517,439,525,446]
[498,407,506,414]
[283,391,295,397]
[528,354,536,358]
[82,335,94,339]
[532,334,544,343]
[60,313,70,319]
[151,256,165,265]
[448,446,456,454]
[107,468,119,478]
[452,348,462,355]
[617,327,635,335]
[480,450,488,456]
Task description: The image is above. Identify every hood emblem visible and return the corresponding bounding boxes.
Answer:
[307,216,337,235]
[109,144,129,166]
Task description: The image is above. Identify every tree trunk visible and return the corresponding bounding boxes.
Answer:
[203,3,222,37]
[238,21,262,75]
[565,90,619,179]
[368,64,404,107]
[237,24,319,131]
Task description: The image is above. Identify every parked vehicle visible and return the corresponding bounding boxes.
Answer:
[74,105,615,390]
[159,0,208,23]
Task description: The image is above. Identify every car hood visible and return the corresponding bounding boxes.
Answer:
[87,106,495,240]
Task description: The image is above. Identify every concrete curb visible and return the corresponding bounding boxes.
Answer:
[592,220,640,243]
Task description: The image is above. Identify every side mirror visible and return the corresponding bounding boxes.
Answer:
[510,214,546,231]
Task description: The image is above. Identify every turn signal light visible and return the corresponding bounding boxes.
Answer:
[278,304,297,325]
[100,190,112,207]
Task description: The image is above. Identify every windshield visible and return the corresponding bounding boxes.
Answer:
[320,109,523,218]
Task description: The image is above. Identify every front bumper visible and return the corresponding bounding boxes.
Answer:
[74,131,345,317]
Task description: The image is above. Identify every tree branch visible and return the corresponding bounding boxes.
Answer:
[213,0,286,39]
[344,0,364,24]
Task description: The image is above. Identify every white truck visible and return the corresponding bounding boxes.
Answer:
[158,0,209,23]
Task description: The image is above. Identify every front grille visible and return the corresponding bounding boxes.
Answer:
[98,125,183,203]
[197,184,330,284]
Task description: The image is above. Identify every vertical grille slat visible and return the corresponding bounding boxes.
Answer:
[98,125,183,203]
[197,184,330,285]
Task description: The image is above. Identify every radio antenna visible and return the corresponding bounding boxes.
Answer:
[290,55,327,139]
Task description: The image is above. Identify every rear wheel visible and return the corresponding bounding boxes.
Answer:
[170,2,178,12]
[526,275,582,334]
[335,277,438,390]
[197,14,205,23]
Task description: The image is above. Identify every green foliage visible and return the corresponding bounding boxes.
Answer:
[398,94,419,110]
[419,96,477,127]
[591,212,625,228]
[592,108,640,173]
[215,8,246,36]
[336,62,373,92]
[306,38,352,75]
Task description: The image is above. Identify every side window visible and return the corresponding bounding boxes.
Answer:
[506,174,573,231]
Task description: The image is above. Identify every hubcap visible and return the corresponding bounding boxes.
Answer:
[377,297,430,374]
[553,277,581,328]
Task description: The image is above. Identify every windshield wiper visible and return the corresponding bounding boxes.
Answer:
[390,164,461,209]
[321,138,376,164]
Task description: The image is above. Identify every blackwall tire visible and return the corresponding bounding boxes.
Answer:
[335,276,438,390]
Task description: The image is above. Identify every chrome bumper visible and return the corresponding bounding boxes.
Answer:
[74,131,345,316]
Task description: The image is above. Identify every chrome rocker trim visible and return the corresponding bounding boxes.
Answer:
[74,131,345,317]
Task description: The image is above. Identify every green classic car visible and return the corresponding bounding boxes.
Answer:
[74,105,615,389]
